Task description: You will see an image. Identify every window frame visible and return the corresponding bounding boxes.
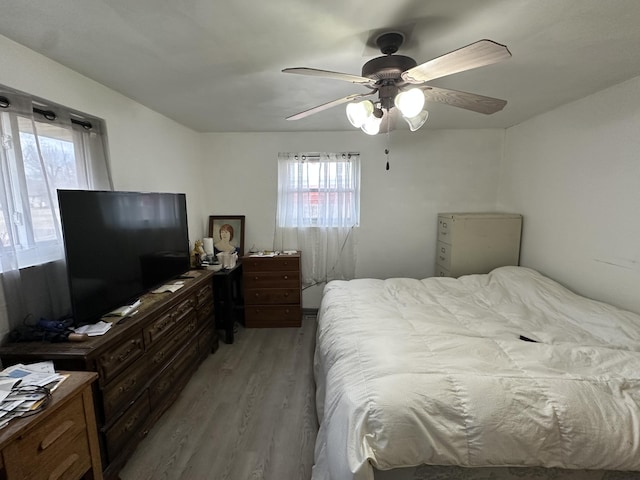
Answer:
[277,152,360,229]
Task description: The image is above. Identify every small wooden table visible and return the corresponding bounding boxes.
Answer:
[0,371,102,480]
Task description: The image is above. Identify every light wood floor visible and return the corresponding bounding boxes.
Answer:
[119,316,318,480]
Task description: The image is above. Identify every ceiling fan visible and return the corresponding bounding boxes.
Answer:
[282,32,511,134]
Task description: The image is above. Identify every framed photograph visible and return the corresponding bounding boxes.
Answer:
[208,215,245,257]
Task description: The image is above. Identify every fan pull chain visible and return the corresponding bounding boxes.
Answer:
[385,110,391,170]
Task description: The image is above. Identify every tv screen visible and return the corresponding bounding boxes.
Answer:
[58,189,190,325]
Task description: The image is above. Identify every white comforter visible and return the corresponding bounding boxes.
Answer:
[312,267,640,480]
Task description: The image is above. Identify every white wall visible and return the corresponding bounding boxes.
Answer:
[202,129,505,307]
[498,75,640,314]
[0,34,206,339]
[0,34,206,240]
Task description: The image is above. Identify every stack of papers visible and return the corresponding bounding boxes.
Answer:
[0,361,67,429]
[152,282,184,293]
[73,321,112,336]
[105,298,142,317]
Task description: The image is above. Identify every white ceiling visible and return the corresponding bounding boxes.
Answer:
[2,0,640,133]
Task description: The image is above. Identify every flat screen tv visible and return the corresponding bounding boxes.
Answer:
[58,189,190,326]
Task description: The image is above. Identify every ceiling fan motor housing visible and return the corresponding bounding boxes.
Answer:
[375,32,405,55]
[362,55,417,82]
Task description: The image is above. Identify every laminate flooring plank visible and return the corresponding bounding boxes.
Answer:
[119,316,318,480]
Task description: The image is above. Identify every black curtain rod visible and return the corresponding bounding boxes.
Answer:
[0,95,93,130]
[292,152,359,160]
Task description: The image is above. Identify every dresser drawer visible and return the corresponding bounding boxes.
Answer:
[148,341,198,411]
[147,315,198,373]
[3,394,91,480]
[196,300,214,327]
[7,431,92,480]
[101,354,150,419]
[245,305,301,328]
[438,216,452,244]
[143,297,195,348]
[195,283,213,307]
[436,241,451,270]
[244,287,300,305]
[243,255,300,272]
[104,391,150,459]
[243,271,300,289]
[97,333,145,385]
[198,325,217,356]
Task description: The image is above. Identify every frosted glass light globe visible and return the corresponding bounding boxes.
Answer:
[404,109,429,131]
[394,88,425,118]
[361,114,382,135]
[346,100,374,128]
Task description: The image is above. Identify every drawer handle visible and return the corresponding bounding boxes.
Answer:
[440,247,445,253]
[284,292,289,297]
[254,293,260,298]
[124,413,139,432]
[116,341,139,363]
[48,453,80,480]
[254,276,259,280]
[118,377,137,394]
[283,275,288,280]
[439,255,446,261]
[40,420,75,450]
[156,317,172,331]
[152,350,166,365]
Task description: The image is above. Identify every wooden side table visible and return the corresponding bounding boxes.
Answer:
[0,371,102,480]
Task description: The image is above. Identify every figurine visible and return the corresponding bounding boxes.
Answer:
[191,239,206,268]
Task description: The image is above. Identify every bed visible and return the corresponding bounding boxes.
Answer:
[312,266,640,480]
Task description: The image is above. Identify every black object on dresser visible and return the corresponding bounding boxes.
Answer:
[0,270,217,480]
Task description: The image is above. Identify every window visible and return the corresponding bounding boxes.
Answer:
[275,152,360,285]
[276,152,360,228]
[0,88,111,271]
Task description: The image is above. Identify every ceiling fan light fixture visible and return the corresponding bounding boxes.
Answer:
[361,112,383,135]
[394,88,425,118]
[346,100,374,128]
[403,109,429,131]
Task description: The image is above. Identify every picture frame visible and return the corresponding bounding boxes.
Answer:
[208,215,245,257]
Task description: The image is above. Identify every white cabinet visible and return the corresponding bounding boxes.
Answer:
[436,212,522,277]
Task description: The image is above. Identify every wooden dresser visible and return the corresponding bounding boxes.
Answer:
[0,371,102,480]
[0,270,216,480]
[243,252,302,328]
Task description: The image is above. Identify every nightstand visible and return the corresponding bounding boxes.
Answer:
[242,252,302,327]
[0,371,102,480]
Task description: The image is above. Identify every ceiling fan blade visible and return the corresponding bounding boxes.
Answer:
[286,92,376,121]
[283,67,376,87]
[420,85,507,114]
[402,39,511,84]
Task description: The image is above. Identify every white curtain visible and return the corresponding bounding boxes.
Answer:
[0,88,112,331]
[274,152,359,286]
